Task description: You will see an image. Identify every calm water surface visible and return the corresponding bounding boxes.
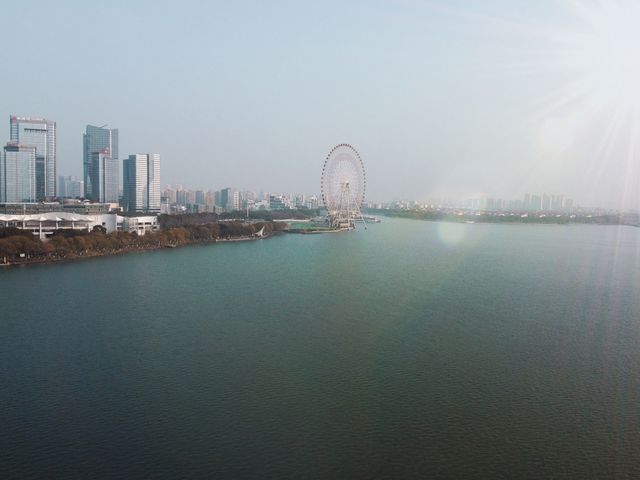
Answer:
[1,218,640,479]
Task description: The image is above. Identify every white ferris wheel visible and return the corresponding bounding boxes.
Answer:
[320,144,367,230]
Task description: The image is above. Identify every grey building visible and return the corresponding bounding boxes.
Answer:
[122,154,160,213]
[83,125,118,200]
[269,194,287,210]
[58,175,84,199]
[530,195,542,211]
[10,116,56,200]
[219,188,230,209]
[88,150,119,203]
[1,143,37,202]
[218,187,239,212]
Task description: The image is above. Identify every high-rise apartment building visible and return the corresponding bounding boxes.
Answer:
[529,195,542,211]
[205,190,215,206]
[219,188,230,209]
[230,190,240,211]
[564,198,574,211]
[163,186,177,204]
[83,125,118,200]
[10,116,56,200]
[176,188,190,206]
[217,187,239,212]
[58,175,84,199]
[1,143,37,202]
[122,154,160,213]
[551,195,564,212]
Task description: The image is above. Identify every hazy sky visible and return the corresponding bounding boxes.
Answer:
[2,0,640,208]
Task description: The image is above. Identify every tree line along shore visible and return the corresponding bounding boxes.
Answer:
[0,218,286,267]
[364,208,640,226]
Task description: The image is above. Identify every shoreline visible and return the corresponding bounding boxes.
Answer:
[0,233,273,269]
[367,211,640,228]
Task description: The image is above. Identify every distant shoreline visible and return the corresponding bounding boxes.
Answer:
[365,209,640,228]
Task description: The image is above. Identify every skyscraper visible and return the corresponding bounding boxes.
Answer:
[10,116,56,200]
[231,190,241,211]
[58,175,84,199]
[122,154,160,213]
[1,143,37,202]
[83,125,118,200]
[219,188,230,209]
[551,195,564,212]
[89,150,119,203]
[530,195,542,211]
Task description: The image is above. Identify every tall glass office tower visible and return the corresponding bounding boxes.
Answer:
[122,154,160,213]
[10,116,56,200]
[89,150,119,203]
[1,143,37,202]
[83,125,118,200]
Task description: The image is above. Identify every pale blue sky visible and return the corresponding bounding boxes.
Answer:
[2,0,639,208]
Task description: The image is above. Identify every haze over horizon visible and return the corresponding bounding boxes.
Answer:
[2,0,639,209]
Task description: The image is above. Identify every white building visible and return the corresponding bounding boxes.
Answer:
[120,216,159,235]
[0,212,159,239]
[122,154,160,213]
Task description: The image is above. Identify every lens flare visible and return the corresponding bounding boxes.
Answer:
[437,222,466,246]
[553,1,640,114]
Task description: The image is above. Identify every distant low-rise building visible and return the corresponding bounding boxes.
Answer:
[269,194,290,210]
[120,215,159,235]
[0,211,158,238]
[0,202,112,215]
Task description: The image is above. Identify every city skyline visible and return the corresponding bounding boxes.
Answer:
[0,113,606,210]
[0,111,601,210]
[0,111,625,210]
[2,1,639,210]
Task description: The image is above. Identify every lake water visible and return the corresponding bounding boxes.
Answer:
[1,218,640,479]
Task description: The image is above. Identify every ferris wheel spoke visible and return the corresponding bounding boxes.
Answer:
[320,144,366,230]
